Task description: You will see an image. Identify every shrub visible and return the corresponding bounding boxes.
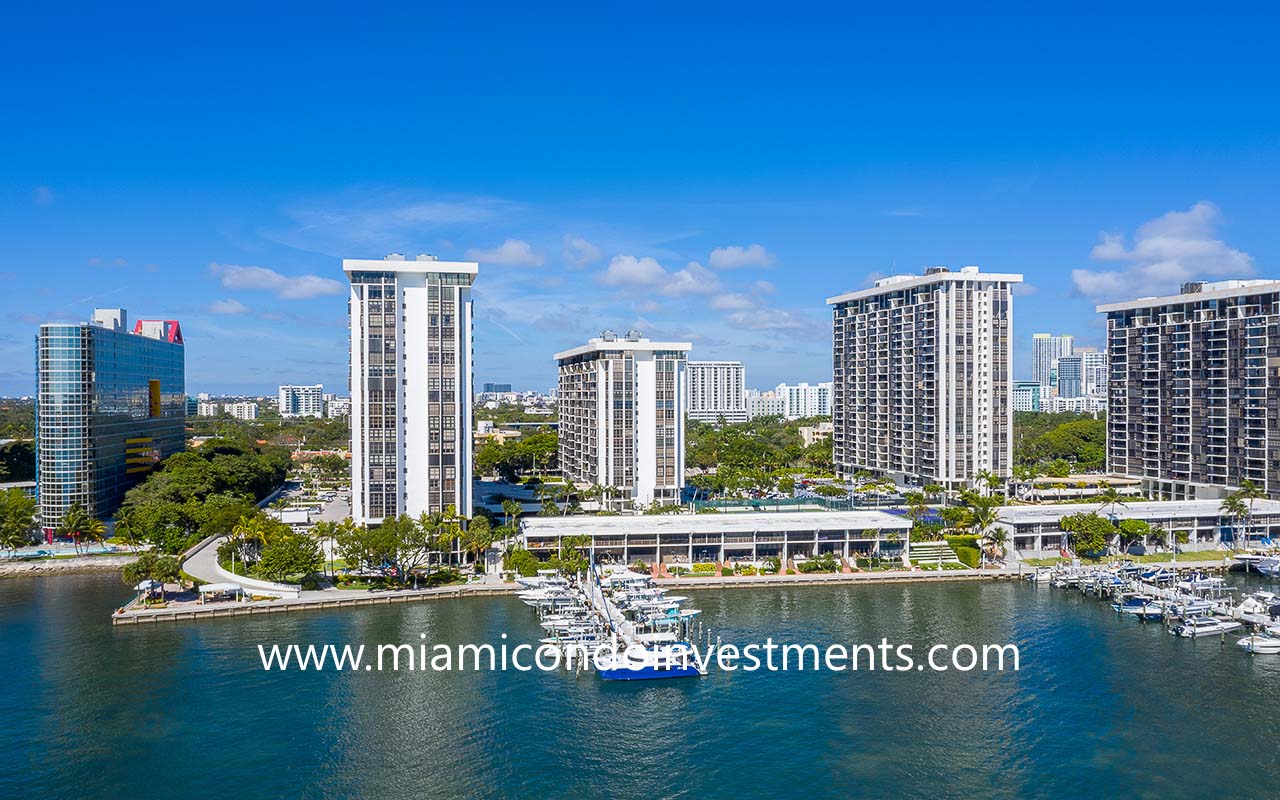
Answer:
[798,554,839,573]
[631,560,649,573]
[691,563,717,574]
[504,548,541,577]
[785,569,796,575]
[762,557,781,574]
[721,567,733,576]
[952,546,981,568]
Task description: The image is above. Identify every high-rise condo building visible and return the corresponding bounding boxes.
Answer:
[776,381,832,419]
[828,266,1022,489]
[1079,348,1108,397]
[1100,279,1280,500]
[345,254,476,525]
[36,308,185,531]
[686,361,746,424]
[1056,355,1084,398]
[556,331,690,509]
[278,384,324,418]
[1031,333,1073,389]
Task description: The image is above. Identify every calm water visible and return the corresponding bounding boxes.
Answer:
[3,573,1279,799]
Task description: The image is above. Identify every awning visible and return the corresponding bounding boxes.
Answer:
[198,582,245,594]
[134,580,162,591]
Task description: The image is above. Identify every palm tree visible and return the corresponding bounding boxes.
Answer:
[1220,494,1248,550]
[974,469,995,498]
[502,499,522,529]
[923,484,944,504]
[58,504,92,553]
[79,517,107,552]
[1237,479,1266,547]
[114,508,141,553]
[230,514,269,574]
[1096,482,1127,518]
[462,516,494,573]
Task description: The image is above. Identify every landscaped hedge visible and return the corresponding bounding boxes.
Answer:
[952,546,981,568]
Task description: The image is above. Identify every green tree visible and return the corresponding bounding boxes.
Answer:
[461,516,494,573]
[1117,518,1151,550]
[0,488,37,555]
[257,533,323,582]
[1060,512,1113,557]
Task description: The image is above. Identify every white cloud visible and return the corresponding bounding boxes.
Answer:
[662,262,721,297]
[754,280,777,294]
[724,308,809,331]
[1012,283,1039,297]
[207,298,251,315]
[562,235,603,267]
[598,255,668,288]
[710,293,755,311]
[1071,201,1254,301]
[33,186,54,205]
[598,256,722,298]
[636,300,663,314]
[465,238,544,267]
[709,243,777,270]
[210,263,345,300]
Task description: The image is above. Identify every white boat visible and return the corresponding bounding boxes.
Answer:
[1238,591,1279,617]
[1238,626,1280,654]
[516,570,569,590]
[1169,616,1242,638]
[1028,567,1054,583]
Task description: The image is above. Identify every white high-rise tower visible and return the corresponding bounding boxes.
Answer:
[345,254,476,524]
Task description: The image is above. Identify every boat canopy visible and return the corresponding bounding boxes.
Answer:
[198,582,245,594]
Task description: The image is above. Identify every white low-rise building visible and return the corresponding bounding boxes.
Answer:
[1040,395,1106,414]
[995,499,1280,559]
[520,510,912,566]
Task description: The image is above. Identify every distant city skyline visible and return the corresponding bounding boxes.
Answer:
[1,8,1275,395]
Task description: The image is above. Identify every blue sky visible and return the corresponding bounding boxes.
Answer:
[1,3,1277,395]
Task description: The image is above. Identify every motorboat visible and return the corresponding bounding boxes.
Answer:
[1237,591,1280,617]
[515,569,568,590]
[1238,626,1280,654]
[1169,616,1242,638]
[597,634,704,680]
[1111,594,1157,616]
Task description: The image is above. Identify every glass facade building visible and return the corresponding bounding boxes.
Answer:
[36,309,185,530]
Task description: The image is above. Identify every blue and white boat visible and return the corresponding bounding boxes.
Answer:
[597,633,704,681]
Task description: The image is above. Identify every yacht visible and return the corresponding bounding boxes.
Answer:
[1238,626,1280,654]
[1169,616,1242,638]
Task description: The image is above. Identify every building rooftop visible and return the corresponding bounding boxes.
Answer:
[343,253,479,276]
[997,499,1280,524]
[554,331,692,362]
[827,266,1024,305]
[1096,279,1280,313]
[521,510,912,537]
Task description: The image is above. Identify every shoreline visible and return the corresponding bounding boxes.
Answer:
[1,554,139,578]
[111,568,1026,626]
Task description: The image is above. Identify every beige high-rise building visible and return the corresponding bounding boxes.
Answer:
[828,266,1022,490]
[555,331,690,509]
